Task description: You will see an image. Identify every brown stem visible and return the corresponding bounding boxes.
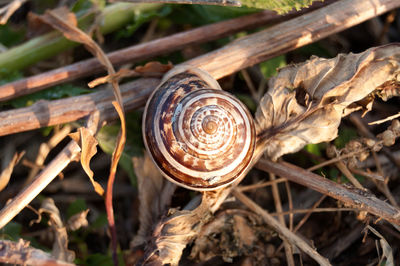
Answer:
[1,0,399,137]
[0,4,324,101]
[255,159,400,225]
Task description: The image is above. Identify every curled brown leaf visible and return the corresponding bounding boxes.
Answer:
[32,198,75,263]
[69,127,104,196]
[131,153,176,248]
[255,44,400,160]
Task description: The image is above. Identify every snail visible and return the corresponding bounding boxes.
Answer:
[142,66,255,191]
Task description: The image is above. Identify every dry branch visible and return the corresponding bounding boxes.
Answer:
[232,189,331,266]
[0,78,159,137]
[0,141,81,229]
[0,4,324,101]
[1,0,399,137]
[1,1,400,261]
[255,159,400,225]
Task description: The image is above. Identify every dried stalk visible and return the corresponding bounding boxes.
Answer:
[233,189,331,266]
[0,5,317,101]
[0,141,81,229]
[1,0,399,137]
[255,159,400,225]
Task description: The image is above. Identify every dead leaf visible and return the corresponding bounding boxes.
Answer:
[141,193,218,265]
[255,44,400,160]
[131,153,176,247]
[0,239,74,266]
[134,61,173,76]
[67,209,90,231]
[32,198,75,263]
[189,209,271,263]
[367,225,394,266]
[88,62,173,88]
[0,151,24,192]
[69,127,104,196]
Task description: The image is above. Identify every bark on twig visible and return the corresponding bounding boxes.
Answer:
[0,5,321,101]
[1,0,399,137]
[0,78,160,137]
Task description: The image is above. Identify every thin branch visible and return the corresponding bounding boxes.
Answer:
[269,173,295,266]
[0,141,81,229]
[232,189,331,266]
[255,159,400,225]
[0,78,160,137]
[238,177,287,191]
[368,112,400,125]
[1,0,399,137]
[0,0,27,25]
[276,195,327,255]
[0,4,323,101]
[349,114,400,169]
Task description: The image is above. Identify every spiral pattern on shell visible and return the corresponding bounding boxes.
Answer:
[143,66,255,190]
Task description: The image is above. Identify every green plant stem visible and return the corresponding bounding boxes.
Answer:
[0,3,161,72]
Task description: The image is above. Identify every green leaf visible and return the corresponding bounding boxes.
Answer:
[304,143,322,157]
[96,112,144,186]
[71,0,94,13]
[91,213,108,229]
[67,198,88,219]
[0,25,25,47]
[1,222,22,241]
[169,5,258,25]
[235,93,256,113]
[259,55,286,78]
[240,0,319,14]
[334,127,358,149]
[116,5,172,39]
[0,69,23,85]
[6,84,91,108]
[79,253,113,266]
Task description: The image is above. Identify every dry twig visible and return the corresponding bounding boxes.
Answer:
[255,159,400,225]
[0,4,326,101]
[232,189,331,266]
[1,0,399,137]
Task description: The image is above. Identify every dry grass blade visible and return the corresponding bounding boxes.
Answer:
[366,226,394,266]
[256,159,400,225]
[232,189,331,266]
[40,8,126,264]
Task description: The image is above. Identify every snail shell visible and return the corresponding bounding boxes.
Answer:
[143,66,255,191]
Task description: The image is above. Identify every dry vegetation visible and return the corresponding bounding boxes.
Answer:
[0,0,400,265]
